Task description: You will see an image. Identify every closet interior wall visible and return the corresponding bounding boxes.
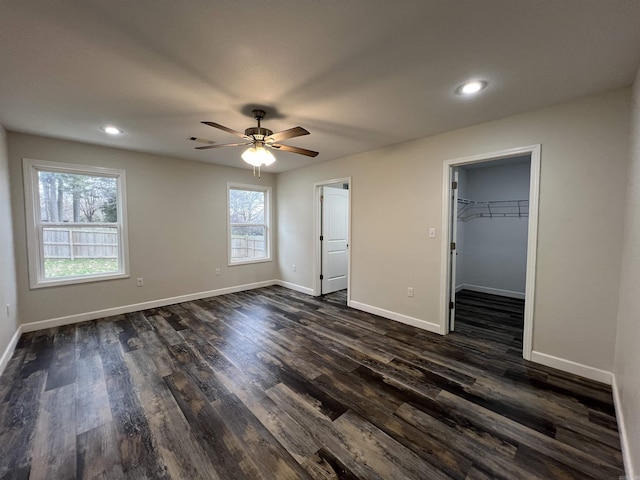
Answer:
[456,158,531,298]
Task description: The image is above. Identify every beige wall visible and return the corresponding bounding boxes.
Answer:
[277,88,630,372]
[8,133,278,324]
[614,68,640,476]
[0,125,19,357]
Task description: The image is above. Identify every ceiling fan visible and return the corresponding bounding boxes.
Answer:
[191,109,318,175]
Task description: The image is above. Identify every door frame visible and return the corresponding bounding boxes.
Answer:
[313,177,352,301]
[439,145,541,361]
[449,168,459,331]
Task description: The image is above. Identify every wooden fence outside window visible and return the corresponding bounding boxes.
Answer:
[43,227,118,259]
[231,235,266,260]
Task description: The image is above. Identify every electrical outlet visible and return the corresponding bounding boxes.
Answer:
[136,277,144,287]
[407,287,414,297]
[215,268,221,276]
[429,228,436,239]
[292,264,296,272]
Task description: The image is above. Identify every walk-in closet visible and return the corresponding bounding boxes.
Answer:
[453,155,531,350]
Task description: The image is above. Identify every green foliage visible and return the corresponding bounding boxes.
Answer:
[101,192,118,222]
[44,258,119,278]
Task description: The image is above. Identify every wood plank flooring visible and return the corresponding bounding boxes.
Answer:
[0,287,624,479]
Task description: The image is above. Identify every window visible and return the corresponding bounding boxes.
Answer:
[23,159,129,288]
[228,183,271,264]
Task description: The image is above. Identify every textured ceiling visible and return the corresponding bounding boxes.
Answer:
[1,1,639,172]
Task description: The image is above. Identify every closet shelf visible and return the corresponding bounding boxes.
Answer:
[457,198,529,221]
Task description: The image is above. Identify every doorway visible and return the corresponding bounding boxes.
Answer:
[440,145,540,360]
[314,178,351,302]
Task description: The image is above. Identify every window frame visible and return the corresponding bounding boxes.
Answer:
[227,182,272,266]
[22,158,130,288]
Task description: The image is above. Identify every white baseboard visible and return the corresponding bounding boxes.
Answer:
[458,284,525,300]
[348,300,441,334]
[273,280,314,296]
[530,351,612,385]
[21,280,277,333]
[612,374,635,478]
[0,326,23,378]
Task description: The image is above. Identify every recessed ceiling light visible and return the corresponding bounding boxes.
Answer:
[456,80,488,96]
[101,125,123,135]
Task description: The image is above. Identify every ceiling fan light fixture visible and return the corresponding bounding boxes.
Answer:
[241,145,276,167]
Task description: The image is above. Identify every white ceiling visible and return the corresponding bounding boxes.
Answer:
[1,1,639,173]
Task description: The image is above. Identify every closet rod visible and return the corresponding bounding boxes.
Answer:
[457,198,529,221]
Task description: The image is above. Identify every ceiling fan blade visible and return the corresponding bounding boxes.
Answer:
[189,136,216,144]
[271,143,319,157]
[201,121,250,140]
[195,142,251,150]
[266,126,310,143]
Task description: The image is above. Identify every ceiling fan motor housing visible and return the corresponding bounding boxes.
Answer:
[246,110,271,140]
[245,126,273,141]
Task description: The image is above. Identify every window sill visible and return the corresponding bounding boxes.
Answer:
[30,272,130,289]
[228,258,272,267]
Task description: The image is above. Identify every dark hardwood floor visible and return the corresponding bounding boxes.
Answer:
[0,287,624,479]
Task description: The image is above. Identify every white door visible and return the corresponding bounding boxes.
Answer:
[321,186,349,294]
[449,169,459,331]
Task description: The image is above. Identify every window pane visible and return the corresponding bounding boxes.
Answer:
[38,171,117,223]
[42,226,120,278]
[229,189,265,224]
[230,225,266,261]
